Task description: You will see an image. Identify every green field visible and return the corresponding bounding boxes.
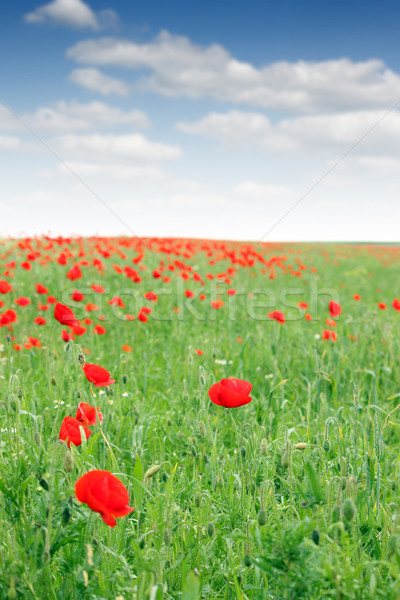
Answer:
[1,237,400,599]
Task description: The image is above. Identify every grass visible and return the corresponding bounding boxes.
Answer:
[1,237,400,599]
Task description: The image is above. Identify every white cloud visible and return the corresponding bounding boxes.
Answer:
[54,133,182,162]
[69,68,129,96]
[233,182,295,202]
[67,31,400,112]
[46,162,165,180]
[178,109,400,157]
[0,134,25,150]
[24,0,118,30]
[0,100,150,133]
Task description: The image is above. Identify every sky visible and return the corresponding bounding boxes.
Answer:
[1,0,400,241]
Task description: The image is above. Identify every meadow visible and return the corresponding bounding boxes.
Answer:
[1,236,400,599]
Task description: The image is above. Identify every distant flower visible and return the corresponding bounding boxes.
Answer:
[54,302,79,327]
[329,301,341,318]
[82,363,115,387]
[268,310,285,324]
[59,416,91,447]
[209,378,252,408]
[75,470,134,528]
[76,402,103,426]
[393,298,400,311]
[353,294,361,301]
[378,302,387,310]
[15,297,31,306]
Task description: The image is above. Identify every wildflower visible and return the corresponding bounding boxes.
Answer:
[54,302,79,327]
[393,298,400,311]
[15,297,31,306]
[76,402,103,426]
[59,416,91,447]
[75,470,134,528]
[268,310,285,324]
[329,301,341,318]
[208,378,252,408]
[82,363,116,387]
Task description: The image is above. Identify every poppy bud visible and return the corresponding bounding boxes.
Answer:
[144,465,161,481]
[199,366,207,387]
[83,570,89,587]
[51,377,57,386]
[64,449,74,472]
[257,510,267,526]
[243,554,251,568]
[87,544,94,566]
[62,505,71,525]
[198,420,206,438]
[78,353,85,366]
[260,438,268,455]
[342,498,356,522]
[323,439,331,452]
[207,522,216,538]
[331,505,341,523]
[39,478,49,491]
[240,446,246,459]
[6,335,11,343]
[7,582,17,599]
[122,375,128,385]
[163,528,172,546]
[17,387,23,399]
[33,431,42,447]
[161,471,169,483]
[138,537,145,549]
[345,475,357,498]
[311,529,320,545]
[391,480,397,491]
[194,493,201,508]
[191,445,197,458]
[281,450,289,469]
[294,442,307,450]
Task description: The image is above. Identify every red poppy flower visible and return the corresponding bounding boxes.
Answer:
[28,336,41,348]
[329,301,341,318]
[378,302,387,310]
[208,378,252,408]
[0,280,12,294]
[61,329,74,342]
[75,470,134,527]
[226,289,236,296]
[305,313,312,321]
[91,284,104,293]
[195,349,203,355]
[34,316,46,325]
[36,283,48,294]
[211,299,225,309]
[93,325,106,335]
[268,310,285,324]
[47,296,57,304]
[322,329,338,342]
[185,290,194,298]
[72,290,85,302]
[138,311,148,322]
[15,297,31,306]
[122,344,132,352]
[76,402,103,426]
[85,303,99,312]
[71,324,87,336]
[109,296,125,308]
[298,302,308,309]
[59,416,91,447]
[54,302,79,327]
[82,363,115,387]
[4,309,17,323]
[144,292,157,301]
[393,298,400,311]
[66,265,82,281]
[353,294,361,301]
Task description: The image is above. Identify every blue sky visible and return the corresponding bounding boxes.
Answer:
[1,0,400,240]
